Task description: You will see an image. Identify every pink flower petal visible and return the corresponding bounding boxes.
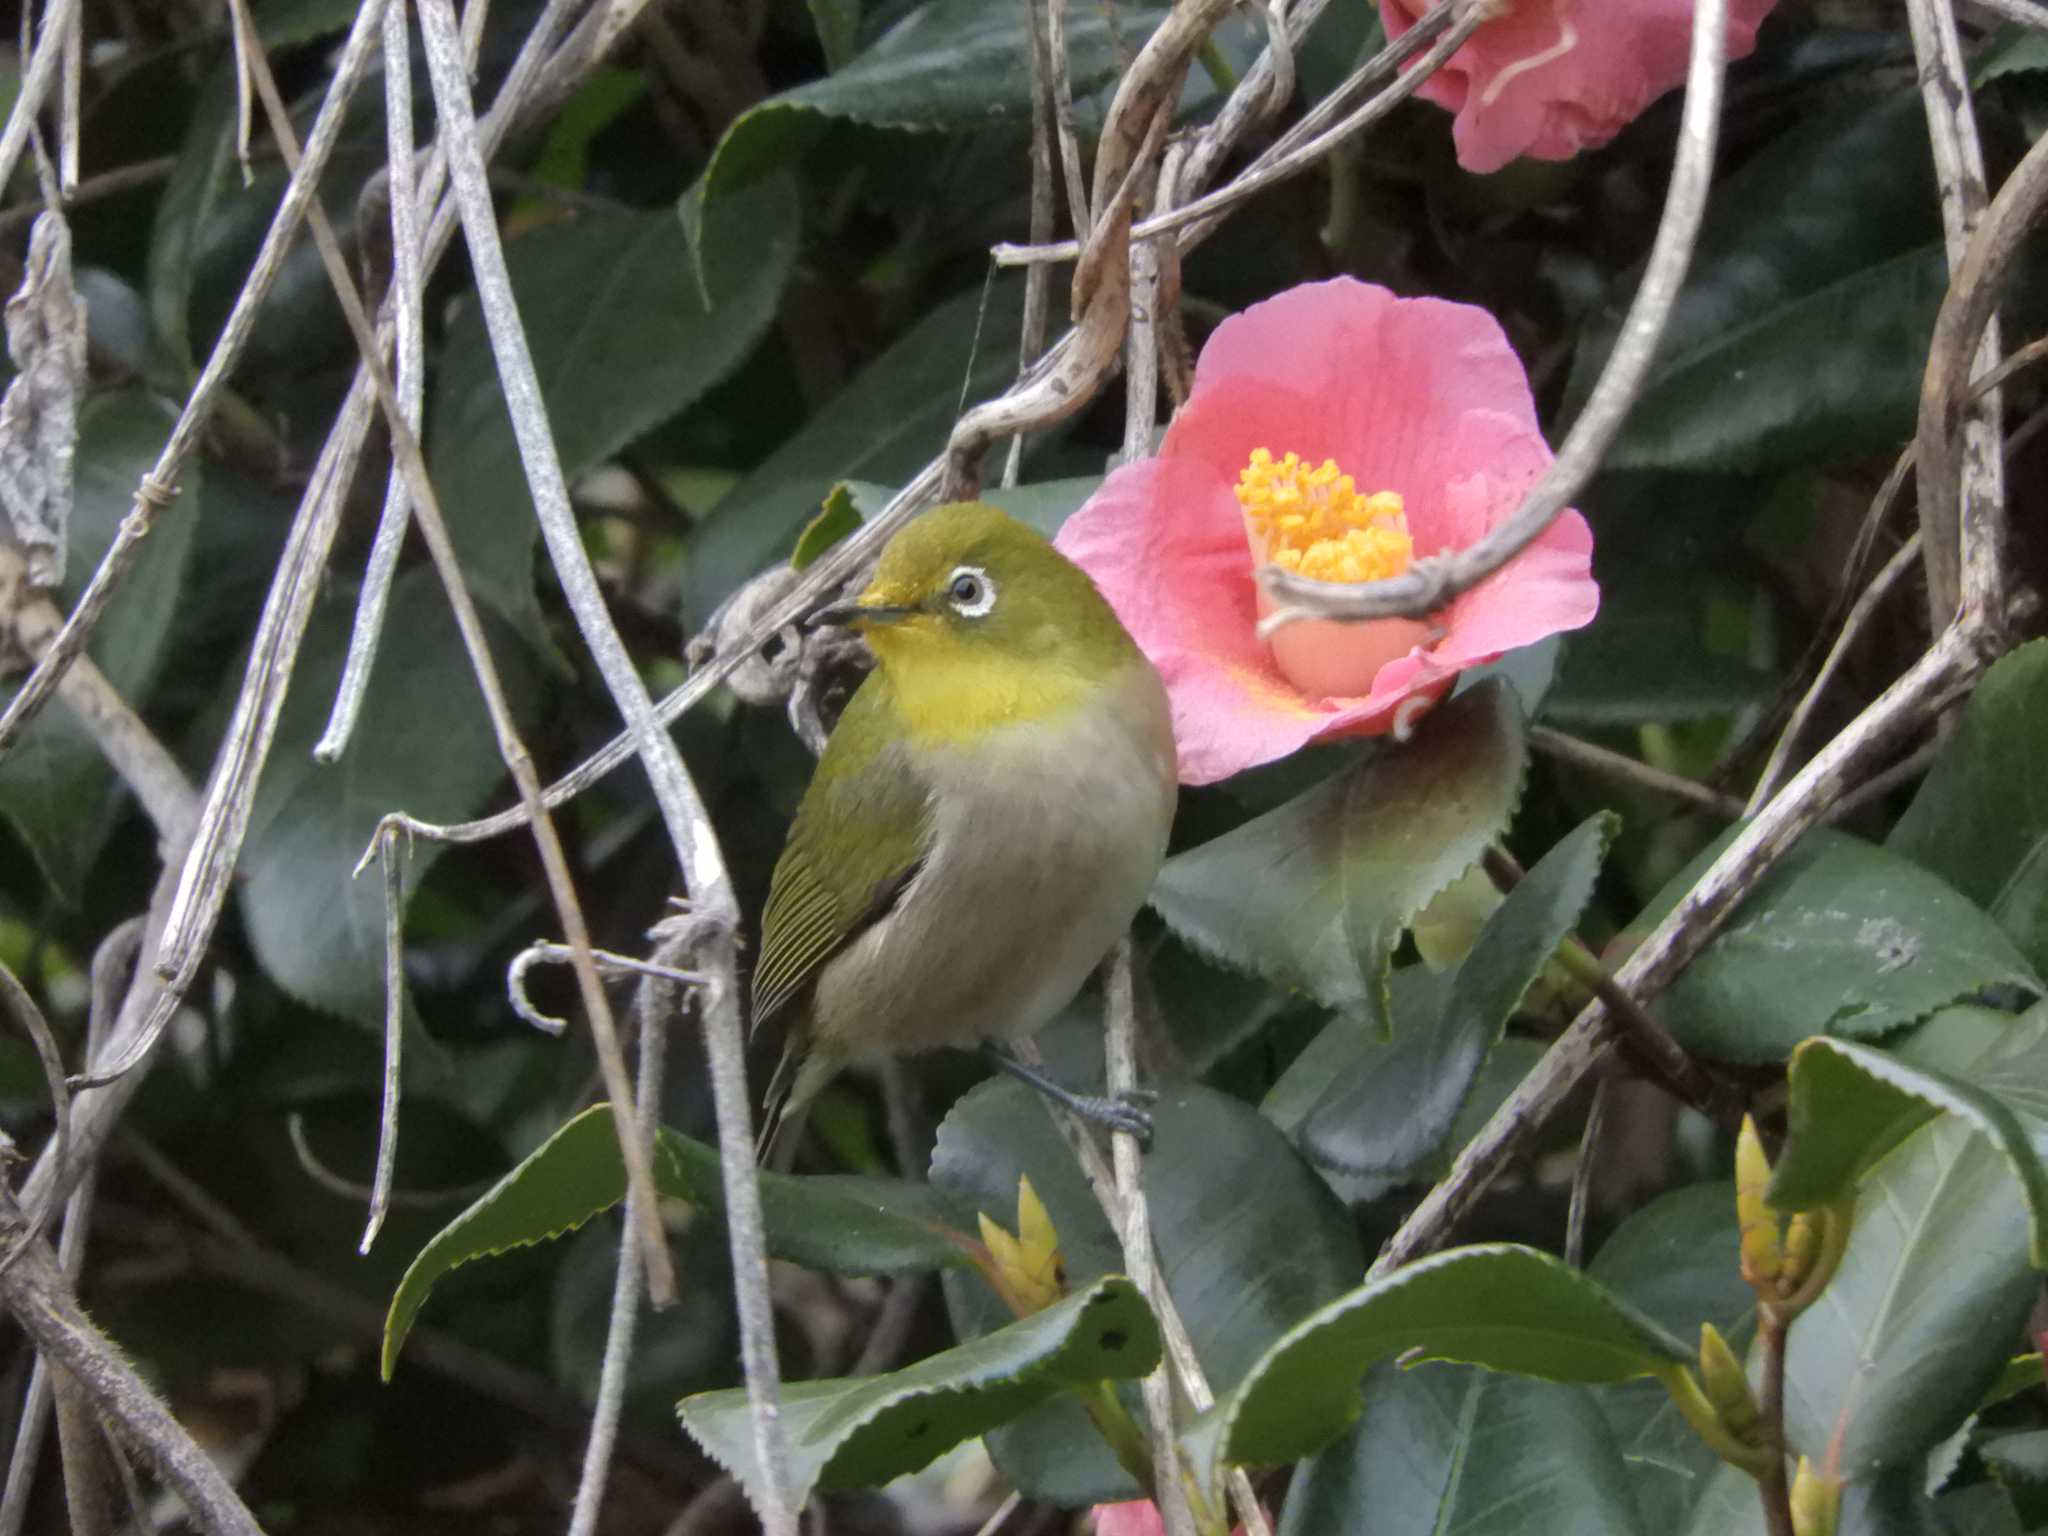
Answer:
[1383,0,1779,174]
[1092,1502,1167,1536]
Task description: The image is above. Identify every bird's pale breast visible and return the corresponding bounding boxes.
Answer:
[808,659,1176,1056]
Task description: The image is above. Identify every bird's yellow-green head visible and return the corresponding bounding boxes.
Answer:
[820,502,1146,746]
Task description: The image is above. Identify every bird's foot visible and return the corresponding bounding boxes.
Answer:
[986,1049,1157,1149]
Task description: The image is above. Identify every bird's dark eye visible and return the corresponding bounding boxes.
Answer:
[945,565,996,616]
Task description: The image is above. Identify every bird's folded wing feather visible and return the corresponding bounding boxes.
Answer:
[751,719,933,1031]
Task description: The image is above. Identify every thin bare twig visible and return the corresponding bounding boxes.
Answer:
[1260,0,1728,629]
[0,157,179,237]
[0,919,133,1536]
[1970,0,2048,29]
[1908,0,2005,631]
[1530,725,1746,820]
[0,0,388,757]
[316,0,432,763]
[409,11,790,1517]
[1004,0,1059,489]
[360,823,408,1252]
[0,1185,264,1536]
[1563,1078,1606,1269]
[1046,0,1091,236]
[568,923,681,1536]
[217,0,680,1314]
[1747,537,1922,813]
[1104,943,1194,1536]
[0,962,70,1265]
[0,0,82,205]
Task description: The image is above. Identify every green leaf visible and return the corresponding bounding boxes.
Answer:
[808,0,861,68]
[1771,1028,2048,1266]
[1587,1183,1753,1534]
[1217,1244,1690,1472]
[1276,1361,1647,1536]
[236,570,537,1024]
[1638,829,2039,1061]
[383,1104,971,1376]
[678,1275,1159,1511]
[1933,1484,2026,1536]
[687,0,1157,277]
[1152,681,1528,1030]
[0,397,198,900]
[933,1079,1361,1505]
[146,1,364,368]
[682,280,1028,629]
[1889,640,2048,976]
[1570,93,1943,473]
[430,196,796,642]
[791,484,864,570]
[1299,814,1614,1176]
[1782,1119,2037,1477]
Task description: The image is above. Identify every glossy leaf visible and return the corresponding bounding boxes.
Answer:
[688,0,1157,274]
[1770,1024,2048,1266]
[682,280,1027,629]
[1277,1361,1646,1536]
[1782,1119,2037,1477]
[1889,641,2048,975]
[1572,93,1943,472]
[1218,1244,1690,1471]
[384,1103,971,1376]
[1587,1183,1752,1533]
[235,571,538,1025]
[933,1079,1361,1505]
[679,1275,1158,1512]
[430,196,796,640]
[1299,814,1613,1176]
[0,398,197,899]
[1640,829,2038,1061]
[1152,681,1528,1031]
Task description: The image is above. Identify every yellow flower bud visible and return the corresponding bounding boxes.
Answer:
[1736,1115,1783,1289]
[976,1175,1065,1316]
[1698,1323,1761,1444]
[1790,1455,1842,1536]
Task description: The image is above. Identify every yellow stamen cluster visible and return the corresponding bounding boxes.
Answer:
[1235,448,1414,584]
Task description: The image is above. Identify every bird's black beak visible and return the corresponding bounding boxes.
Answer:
[809,600,917,630]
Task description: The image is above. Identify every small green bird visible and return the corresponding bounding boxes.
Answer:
[752,502,1178,1161]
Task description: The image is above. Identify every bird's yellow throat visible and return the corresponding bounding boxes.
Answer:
[861,619,1107,748]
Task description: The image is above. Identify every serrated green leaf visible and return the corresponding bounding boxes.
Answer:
[1217,1244,1690,1473]
[1276,1361,1647,1536]
[236,571,537,1025]
[1633,829,2039,1061]
[1889,640,2048,976]
[1298,814,1613,1176]
[1152,681,1528,1031]
[682,281,1028,629]
[1782,1120,2037,1478]
[679,1274,1159,1511]
[1772,1025,2048,1267]
[0,397,198,900]
[383,1104,972,1377]
[431,195,796,643]
[933,1079,1361,1505]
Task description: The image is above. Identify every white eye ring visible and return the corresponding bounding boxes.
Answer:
[945,564,997,618]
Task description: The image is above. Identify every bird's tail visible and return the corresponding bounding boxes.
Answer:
[755,1041,820,1172]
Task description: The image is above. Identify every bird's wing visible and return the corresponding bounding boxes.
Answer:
[751,701,933,1033]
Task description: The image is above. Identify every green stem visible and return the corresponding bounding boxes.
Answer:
[1078,1381,1157,1500]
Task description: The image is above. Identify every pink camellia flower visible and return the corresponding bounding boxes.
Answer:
[1056,277,1597,786]
[1383,0,1779,174]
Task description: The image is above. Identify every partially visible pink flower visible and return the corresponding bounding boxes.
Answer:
[1057,277,1597,786]
[1093,1501,1248,1535]
[1383,0,1779,174]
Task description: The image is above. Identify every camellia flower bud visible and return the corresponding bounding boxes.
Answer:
[976,1174,1065,1317]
